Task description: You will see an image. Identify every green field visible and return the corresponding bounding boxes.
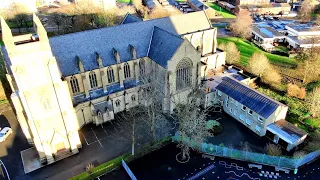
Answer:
[217,37,297,67]
[207,3,236,18]
[117,0,132,3]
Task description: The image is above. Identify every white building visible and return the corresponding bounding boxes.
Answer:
[204,69,308,151]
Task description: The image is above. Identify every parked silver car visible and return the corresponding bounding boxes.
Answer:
[0,127,12,142]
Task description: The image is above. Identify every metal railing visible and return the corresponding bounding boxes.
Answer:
[173,134,320,170]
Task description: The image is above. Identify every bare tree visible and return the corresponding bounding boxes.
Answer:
[265,143,282,156]
[218,42,241,65]
[293,151,306,158]
[230,10,253,39]
[304,132,320,152]
[93,12,117,28]
[10,3,31,34]
[261,67,282,87]
[287,83,306,99]
[173,89,209,163]
[299,0,314,22]
[314,14,320,26]
[52,13,64,34]
[307,87,320,118]
[148,6,182,19]
[247,52,270,77]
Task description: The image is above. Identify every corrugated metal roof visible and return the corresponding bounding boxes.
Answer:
[148,27,183,67]
[267,120,307,144]
[216,77,279,119]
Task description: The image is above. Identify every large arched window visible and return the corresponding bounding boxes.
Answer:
[124,63,131,79]
[97,111,103,121]
[139,59,145,76]
[89,71,98,88]
[107,67,115,83]
[70,76,80,94]
[176,58,193,91]
[131,95,136,102]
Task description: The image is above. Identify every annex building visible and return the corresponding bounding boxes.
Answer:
[1,12,225,164]
[203,67,308,151]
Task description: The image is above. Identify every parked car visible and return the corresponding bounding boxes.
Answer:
[0,127,12,142]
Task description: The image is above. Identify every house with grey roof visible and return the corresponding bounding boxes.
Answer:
[204,76,307,151]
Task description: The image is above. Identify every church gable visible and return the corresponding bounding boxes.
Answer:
[147,27,184,68]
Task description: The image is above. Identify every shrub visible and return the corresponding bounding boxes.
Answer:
[265,143,282,156]
[287,83,306,99]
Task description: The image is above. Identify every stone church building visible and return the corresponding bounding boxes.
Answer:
[1,12,225,164]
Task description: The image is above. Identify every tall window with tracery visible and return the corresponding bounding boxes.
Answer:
[89,71,98,88]
[124,63,131,79]
[107,67,115,83]
[70,76,80,94]
[176,58,192,91]
[139,59,145,76]
[115,100,121,107]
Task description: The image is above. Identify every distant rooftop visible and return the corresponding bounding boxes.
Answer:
[287,35,320,45]
[286,23,320,32]
[252,25,285,38]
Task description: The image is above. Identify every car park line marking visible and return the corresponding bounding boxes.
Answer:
[101,125,108,136]
[80,131,89,145]
[91,128,103,147]
[0,159,10,180]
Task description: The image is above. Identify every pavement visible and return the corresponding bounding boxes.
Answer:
[207,112,269,153]
[0,107,173,180]
[0,110,31,180]
[102,143,320,180]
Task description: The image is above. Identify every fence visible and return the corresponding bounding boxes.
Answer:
[172,134,320,170]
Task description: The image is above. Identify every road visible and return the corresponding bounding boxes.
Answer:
[0,110,31,180]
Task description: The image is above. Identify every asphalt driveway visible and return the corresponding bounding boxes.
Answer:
[206,112,269,153]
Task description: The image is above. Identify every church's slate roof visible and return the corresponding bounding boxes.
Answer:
[49,11,211,77]
[120,13,142,24]
[148,27,184,68]
[216,77,280,119]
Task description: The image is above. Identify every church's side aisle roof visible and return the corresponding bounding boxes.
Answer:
[49,11,211,77]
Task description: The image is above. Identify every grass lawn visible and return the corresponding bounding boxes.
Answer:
[217,37,297,67]
[275,46,289,53]
[117,0,132,3]
[206,3,236,18]
[7,21,33,29]
[304,118,320,128]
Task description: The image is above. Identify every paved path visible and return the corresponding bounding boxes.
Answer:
[0,108,173,180]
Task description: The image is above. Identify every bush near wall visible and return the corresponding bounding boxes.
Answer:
[69,137,172,180]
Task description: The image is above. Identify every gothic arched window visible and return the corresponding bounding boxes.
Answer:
[89,71,98,88]
[139,59,145,76]
[97,111,103,121]
[176,58,193,91]
[131,95,136,102]
[115,99,121,107]
[107,67,115,83]
[124,63,131,79]
[70,76,80,94]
